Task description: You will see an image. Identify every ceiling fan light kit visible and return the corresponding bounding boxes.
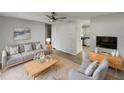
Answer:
[49,19,56,22]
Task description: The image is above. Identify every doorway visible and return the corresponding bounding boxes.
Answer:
[81,25,90,49]
[45,24,52,44]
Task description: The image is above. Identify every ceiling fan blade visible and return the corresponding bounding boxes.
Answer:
[56,17,67,20]
[56,20,65,22]
[45,12,67,22]
[45,15,52,18]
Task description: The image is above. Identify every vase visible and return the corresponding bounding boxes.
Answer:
[95,47,98,53]
[116,50,119,57]
[111,50,116,57]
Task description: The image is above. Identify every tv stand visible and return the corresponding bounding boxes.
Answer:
[89,51,123,71]
[101,51,111,54]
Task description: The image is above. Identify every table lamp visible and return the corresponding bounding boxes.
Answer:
[46,38,51,45]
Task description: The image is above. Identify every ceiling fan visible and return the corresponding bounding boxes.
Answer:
[46,12,67,22]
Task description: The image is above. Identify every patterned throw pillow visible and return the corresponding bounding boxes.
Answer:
[35,43,41,50]
[84,61,98,76]
[9,46,19,55]
[24,44,33,52]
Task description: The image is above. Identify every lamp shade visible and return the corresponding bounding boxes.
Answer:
[46,38,51,43]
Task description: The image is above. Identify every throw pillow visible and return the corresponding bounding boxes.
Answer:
[92,59,109,80]
[35,43,41,50]
[9,46,19,55]
[24,44,33,52]
[84,61,98,76]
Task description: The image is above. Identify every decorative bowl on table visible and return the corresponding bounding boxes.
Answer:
[33,53,52,63]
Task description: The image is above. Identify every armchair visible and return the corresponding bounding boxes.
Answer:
[68,50,109,80]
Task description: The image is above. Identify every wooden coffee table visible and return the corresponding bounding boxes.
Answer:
[24,58,58,80]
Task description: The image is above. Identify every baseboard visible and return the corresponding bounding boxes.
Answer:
[55,49,76,56]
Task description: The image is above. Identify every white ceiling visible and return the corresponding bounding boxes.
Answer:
[0,12,116,23]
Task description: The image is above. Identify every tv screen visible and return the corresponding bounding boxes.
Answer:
[96,36,117,49]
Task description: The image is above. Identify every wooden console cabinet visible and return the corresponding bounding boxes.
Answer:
[89,52,123,70]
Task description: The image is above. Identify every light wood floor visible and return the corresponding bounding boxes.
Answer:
[53,49,82,65]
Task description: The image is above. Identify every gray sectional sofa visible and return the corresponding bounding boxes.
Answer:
[1,42,45,69]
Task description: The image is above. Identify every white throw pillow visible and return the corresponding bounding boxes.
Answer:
[24,44,33,52]
[9,46,19,55]
[84,61,98,76]
[35,43,41,50]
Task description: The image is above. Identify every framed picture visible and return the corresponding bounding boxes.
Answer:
[14,27,31,40]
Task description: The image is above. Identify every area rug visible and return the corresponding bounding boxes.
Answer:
[0,54,80,80]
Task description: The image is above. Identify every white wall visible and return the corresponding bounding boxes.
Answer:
[52,20,91,55]
[90,13,124,59]
[76,20,91,53]
[0,16,45,59]
[52,22,78,55]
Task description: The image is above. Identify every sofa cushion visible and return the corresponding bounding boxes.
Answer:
[19,44,25,53]
[9,46,19,55]
[21,51,34,62]
[19,42,33,53]
[32,42,43,50]
[93,59,109,80]
[6,45,19,55]
[24,44,33,52]
[84,61,98,76]
[7,54,23,65]
[69,69,93,80]
[33,49,44,56]
[35,43,42,50]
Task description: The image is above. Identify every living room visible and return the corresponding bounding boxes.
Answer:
[0,12,124,80]
[1,1,124,93]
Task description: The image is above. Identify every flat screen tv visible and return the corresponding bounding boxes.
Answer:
[96,36,117,49]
